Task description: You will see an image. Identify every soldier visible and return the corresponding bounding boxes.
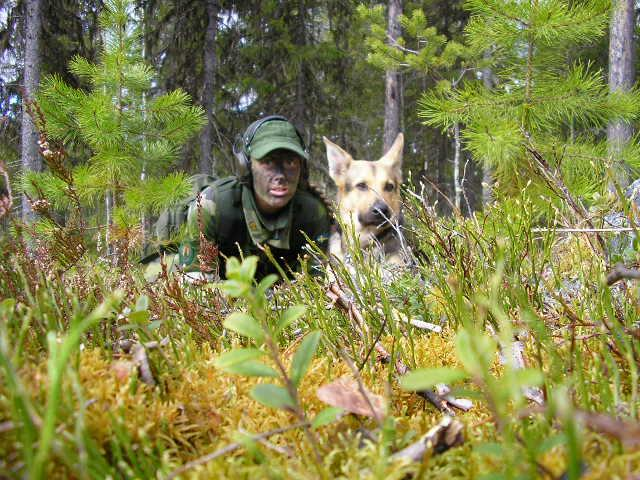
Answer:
[142,115,331,281]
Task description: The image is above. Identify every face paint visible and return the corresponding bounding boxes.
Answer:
[251,149,302,214]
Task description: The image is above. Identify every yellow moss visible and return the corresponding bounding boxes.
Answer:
[3,323,637,479]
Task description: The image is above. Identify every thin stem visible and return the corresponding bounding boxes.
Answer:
[263,334,325,472]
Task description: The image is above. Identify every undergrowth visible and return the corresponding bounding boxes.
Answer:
[1,187,639,479]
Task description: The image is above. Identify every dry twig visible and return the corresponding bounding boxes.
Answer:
[606,263,640,286]
[326,283,471,415]
[391,415,464,462]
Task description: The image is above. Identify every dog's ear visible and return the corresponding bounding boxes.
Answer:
[380,132,403,176]
[323,136,352,185]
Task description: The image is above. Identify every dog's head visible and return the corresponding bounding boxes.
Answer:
[324,133,403,247]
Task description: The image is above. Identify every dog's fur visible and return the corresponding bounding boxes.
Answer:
[323,133,407,266]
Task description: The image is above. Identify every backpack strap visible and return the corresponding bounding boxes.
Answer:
[211,178,246,257]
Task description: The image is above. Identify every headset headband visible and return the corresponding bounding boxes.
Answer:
[233,115,308,175]
[242,115,291,153]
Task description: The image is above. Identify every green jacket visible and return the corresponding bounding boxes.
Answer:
[177,177,330,279]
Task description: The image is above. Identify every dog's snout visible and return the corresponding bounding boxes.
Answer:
[372,201,391,220]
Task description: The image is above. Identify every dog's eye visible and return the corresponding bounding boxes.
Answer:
[356,182,368,191]
[384,182,395,192]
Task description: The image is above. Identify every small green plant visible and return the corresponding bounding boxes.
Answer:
[0,293,124,479]
[213,256,341,475]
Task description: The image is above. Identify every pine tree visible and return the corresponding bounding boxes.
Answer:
[25,0,205,252]
[358,3,471,209]
[419,0,640,207]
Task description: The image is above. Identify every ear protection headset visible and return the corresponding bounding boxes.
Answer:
[233,115,309,179]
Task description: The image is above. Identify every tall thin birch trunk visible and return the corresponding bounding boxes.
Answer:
[453,123,461,211]
[20,0,42,223]
[105,191,113,257]
[383,0,402,153]
[608,0,635,188]
[481,56,495,206]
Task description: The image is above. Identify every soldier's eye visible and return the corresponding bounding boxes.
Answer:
[356,182,368,191]
[384,182,395,192]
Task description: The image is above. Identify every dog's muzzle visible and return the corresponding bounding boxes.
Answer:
[358,200,392,227]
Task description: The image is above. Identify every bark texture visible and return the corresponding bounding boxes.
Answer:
[383,0,402,153]
[608,0,635,186]
[199,0,219,175]
[20,0,42,222]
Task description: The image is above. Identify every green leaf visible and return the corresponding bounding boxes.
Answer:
[238,256,259,282]
[257,274,279,297]
[147,320,162,330]
[224,361,278,378]
[0,298,16,316]
[276,305,306,334]
[220,279,249,298]
[454,329,475,372]
[250,384,295,410]
[512,368,544,388]
[223,313,264,343]
[455,328,496,375]
[232,431,265,462]
[475,442,504,458]
[399,367,467,391]
[214,348,266,369]
[311,407,344,429]
[290,331,321,387]
[225,257,241,278]
[128,310,149,324]
[537,433,566,455]
[135,295,149,311]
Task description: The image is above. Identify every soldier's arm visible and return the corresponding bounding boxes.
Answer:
[178,186,219,272]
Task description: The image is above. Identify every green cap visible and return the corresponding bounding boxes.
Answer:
[247,120,308,161]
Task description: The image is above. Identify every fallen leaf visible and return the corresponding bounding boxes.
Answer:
[112,359,135,382]
[317,376,385,420]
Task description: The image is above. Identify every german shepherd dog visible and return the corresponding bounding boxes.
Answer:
[323,133,407,267]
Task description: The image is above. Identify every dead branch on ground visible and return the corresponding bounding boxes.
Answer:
[326,282,471,416]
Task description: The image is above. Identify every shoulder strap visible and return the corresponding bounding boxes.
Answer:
[213,178,245,253]
[290,189,330,250]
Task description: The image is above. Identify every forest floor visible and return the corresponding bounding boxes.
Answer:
[1,195,640,479]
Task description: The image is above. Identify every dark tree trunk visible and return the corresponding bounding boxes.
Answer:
[20,0,42,223]
[383,0,402,153]
[293,0,309,130]
[608,0,635,187]
[199,0,219,175]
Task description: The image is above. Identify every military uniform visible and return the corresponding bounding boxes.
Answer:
[141,116,330,280]
[176,177,330,279]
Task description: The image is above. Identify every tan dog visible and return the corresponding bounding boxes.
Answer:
[323,133,406,266]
